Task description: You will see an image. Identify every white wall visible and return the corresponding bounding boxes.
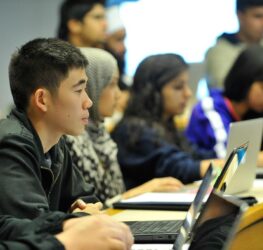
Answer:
[120,0,237,77]
[0,0,62,114]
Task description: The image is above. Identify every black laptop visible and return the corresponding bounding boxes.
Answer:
[125,143,248,244]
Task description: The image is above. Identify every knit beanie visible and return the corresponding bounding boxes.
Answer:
[80,47,118,122]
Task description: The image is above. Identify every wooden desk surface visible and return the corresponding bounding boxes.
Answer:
[106,208,186,221]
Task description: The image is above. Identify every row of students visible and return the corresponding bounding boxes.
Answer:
[0,37,262,250]
[65,48,183,205]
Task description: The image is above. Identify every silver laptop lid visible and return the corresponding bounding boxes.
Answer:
[225,118,263,194]
[174,142,248,249]
[185,191,247,250]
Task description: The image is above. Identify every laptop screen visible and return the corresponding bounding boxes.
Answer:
[185,191,247,250]
[224,118,263,194]
[174,142,248,250]
[173,164,215,249]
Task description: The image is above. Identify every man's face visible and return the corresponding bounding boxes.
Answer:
[238,7,263,43]
[106,28,126,58]
[47,68,92,136]
[80,4,107,46]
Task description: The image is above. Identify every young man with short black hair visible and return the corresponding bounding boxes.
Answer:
[0,38,98,219]
[57,0,107,48]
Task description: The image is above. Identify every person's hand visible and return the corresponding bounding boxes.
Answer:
[200,158,225,177]
[122,177,183,199]
[56,214,134,250]
[70,199,103,214]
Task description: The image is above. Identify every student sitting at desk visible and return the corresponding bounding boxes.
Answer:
[65,48,183,206]
[0,38,102,219]
[112,53,222,190]
[186,45,263,165]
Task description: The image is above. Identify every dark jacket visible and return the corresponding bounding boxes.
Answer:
[0,109,96,219]
[112,120,214,189]
[0,211,78,250]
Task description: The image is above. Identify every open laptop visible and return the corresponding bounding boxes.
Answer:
[125,143,248,244]
[223,118,263,195]
[131,190,247,250]
[125,164,215,243]
[174,190,247,250]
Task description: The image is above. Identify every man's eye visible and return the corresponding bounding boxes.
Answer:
[75,89,82,93]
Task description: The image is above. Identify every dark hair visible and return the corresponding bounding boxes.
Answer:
[9,38,88,111]
[224,45,263,101]
[121,54,189,148]
[57,0,105,40]
[125,53,188,122]
[236,0,263,12]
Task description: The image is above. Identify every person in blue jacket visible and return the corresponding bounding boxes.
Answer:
[186,45,263,159]
[112,53,220,190]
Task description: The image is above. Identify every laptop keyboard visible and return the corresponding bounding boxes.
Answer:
[127,220,183,234]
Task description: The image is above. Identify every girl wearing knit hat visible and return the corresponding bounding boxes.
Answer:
[65,48,183,206]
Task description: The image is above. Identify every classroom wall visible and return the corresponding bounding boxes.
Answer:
[0,0,62,115]
[0,0,227,116]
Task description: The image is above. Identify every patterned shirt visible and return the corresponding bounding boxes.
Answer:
[65,121,125,204]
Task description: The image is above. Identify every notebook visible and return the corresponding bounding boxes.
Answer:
[113,142,248,211]
[122,143,248,244]
[223,118,263,194]
[131,190,247,250]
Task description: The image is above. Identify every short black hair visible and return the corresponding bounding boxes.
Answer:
[57,0,105,40]
[236,0,263,12]
[224,45,263,101]
[9,38,88,111]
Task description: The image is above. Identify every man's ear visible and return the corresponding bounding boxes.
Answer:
[33,88,50,112]
[67,19,82,35]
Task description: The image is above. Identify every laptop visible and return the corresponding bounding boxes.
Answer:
[125,164,215,243]
[124,143,248,244]
[114,142,248,211]
[214,142,248,192]
[223,118,263,194]
[174,190,247,250]
[131,190,247,250]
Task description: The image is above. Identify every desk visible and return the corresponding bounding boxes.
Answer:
[239,179,263,203]
[106,179,263,222]
[107,208,186,222]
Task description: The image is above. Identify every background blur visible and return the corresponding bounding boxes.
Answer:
[0,0,237,115]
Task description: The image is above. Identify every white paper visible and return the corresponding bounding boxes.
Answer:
[120,192,198,203]
[132,244,173,250]
[132,243,189,250]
